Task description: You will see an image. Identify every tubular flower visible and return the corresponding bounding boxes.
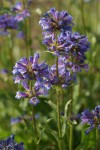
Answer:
[49,58,76,88]
[0,14,18,35]
[15,80,50,105]
[81,105,100,134]
[59,55,88,73]
[39,7,73,33]
[0,135,24,150]
[42,31,90,58]
[12,53,49,83]
[11,2,30,22]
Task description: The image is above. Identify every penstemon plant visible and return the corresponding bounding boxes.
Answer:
[12,7,91,150]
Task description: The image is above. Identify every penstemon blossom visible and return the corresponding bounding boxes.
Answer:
[12,53,49,83]
[39,8,90,88]
[0,14,18,35]
[39,7,73,33]
[81,105,100,134]
[13,53,50,105]
[15,80,50,105]
[11,2,30,22]
[48,58,76,88]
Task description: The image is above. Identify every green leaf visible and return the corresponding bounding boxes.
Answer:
[38,118,53,143]
[62,100,72,137]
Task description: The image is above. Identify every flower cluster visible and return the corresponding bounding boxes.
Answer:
[39,8,90,86]
[12,53,50,105]
[81,105,100,134]
[13,8,90,106]
[0,14,18,35]
[0,135,24,150]
[48,58,76,88]
[11,2,30,22]
[39,7,73,33]
[0,2,30,35]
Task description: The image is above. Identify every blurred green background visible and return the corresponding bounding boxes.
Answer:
[0,0,100,149]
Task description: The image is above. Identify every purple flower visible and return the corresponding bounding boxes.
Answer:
[12,53,49,81]
[12,2,30,22]
[81,105,100,134]
[15,91,29,99]
[43,31,90,58]
[13,75,24,84]
[34,80,50,95]
[15,10,30,22]
[11,117,22,125]
[11,2,23,12]
[15,80,50,106]
[39,8,73,33]
[0,14,18,35]
[29,97,40,105]
[48,58,76,88]
[11,112,31,125]
[0,69,9,74]
[0,135,24,150]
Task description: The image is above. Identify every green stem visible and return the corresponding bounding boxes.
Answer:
[81,0,86,33]
[69,125,73,150]
[56,89,63,150]
[56,55,63,150]
[61,87,64,113]
[69,85,73,150]
[22,0,31,57]
[7,34,14,68]
[32,106,39,150]
[56,56,58,76]
[24,19,29,57]
[96,128,99,150]
[30,81,39,150]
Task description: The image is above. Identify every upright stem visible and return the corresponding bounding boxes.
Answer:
[7,34,14,68]
[96,128,99,150]
[30,82,39,149]
[25,19,29,57]
[61,88,64,113]
[81,0,86,34]
[23,0,32,57]
[56,56,63,150]
[69,125,73,150]
[56,89,63,150]
[56,56,58,76]
[32,106,39,150]
[69,85,73,150]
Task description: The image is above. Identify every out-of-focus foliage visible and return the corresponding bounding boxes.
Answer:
[0,0,100,150]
